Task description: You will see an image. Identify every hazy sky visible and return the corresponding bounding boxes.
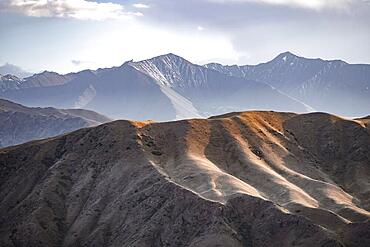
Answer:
[1,0,370,73]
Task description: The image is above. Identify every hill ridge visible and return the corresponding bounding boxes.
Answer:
[0,110,368,246]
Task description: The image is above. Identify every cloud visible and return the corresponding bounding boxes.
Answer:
[75,21,240,72]
[71,59,95,67]
[1,0,143,20]
[128,0,370,65]
[71,60,82,66]
[1,0,369,73]
[133,3,150,9]
[207,0,357,10]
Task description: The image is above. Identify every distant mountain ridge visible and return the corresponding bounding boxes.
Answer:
[0,53,308,120]
[0,52,369,120]
[128,53,308,117]
[0,99,110,147]
[205,52,370,116]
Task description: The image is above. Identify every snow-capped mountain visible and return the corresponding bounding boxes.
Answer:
[206,52,370,116]
[129,53,307,117]
[0,63,33,79]
[0,53,308,121]
[207,52,330,92]
[0,52,368,120]
[0,74,23,92]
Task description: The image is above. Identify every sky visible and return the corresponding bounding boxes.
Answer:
[0,0,370,73]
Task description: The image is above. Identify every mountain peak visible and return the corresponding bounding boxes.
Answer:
[26,70,64,80]
[161,52,181,58]
[273,51,349,65]
[149,53,188,63]
[275,51,299,62]
[280,51,296,56]
[119,59,134,67]
[40,70,60,75]
[126,53,189,67]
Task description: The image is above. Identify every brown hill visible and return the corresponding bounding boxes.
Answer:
[0,111,369,246]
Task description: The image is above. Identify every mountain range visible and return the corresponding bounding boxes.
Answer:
[0,99,110,147]
[0,52,369,247]
[1,52,368,120]
[0,110,369,246]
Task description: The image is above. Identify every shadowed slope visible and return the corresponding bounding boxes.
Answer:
[0,111,369,246]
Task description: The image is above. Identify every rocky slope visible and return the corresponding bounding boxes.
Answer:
[0,99,111,147]
[0,111,368,246]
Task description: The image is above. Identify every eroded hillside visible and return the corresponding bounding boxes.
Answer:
[0,111,369,246]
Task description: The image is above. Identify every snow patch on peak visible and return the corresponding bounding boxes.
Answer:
[274,51,299,62]
[130,53,194,88]
[129,60,170,86]
[128,60,202,119]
